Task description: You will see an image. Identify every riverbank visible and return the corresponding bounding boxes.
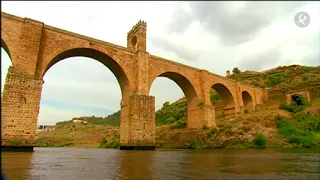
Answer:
[36,103,320,149]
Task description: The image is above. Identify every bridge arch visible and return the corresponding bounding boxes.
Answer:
[40,47,132,100]
[291,94,307,106]
[1,39,11,60]
[242,91,254,111]
[211,83,236,115]
[1,31,14,64]
[148,71,200,127]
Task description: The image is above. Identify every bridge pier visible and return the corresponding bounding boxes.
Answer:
[188,104,216,129]
[120,94,156,150]
[1,67,43,151]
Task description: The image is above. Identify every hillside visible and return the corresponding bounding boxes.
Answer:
[229,65,320,91]
[36,65,320,149]
[56,111,120,127]
[54,65,320,127]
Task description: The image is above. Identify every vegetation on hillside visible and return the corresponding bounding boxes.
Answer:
[276,113,320,148]
[276,94,320,148]
[229,65,320,91]
[56,111,120,127]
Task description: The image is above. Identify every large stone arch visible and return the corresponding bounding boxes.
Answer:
[40,47,132,101]
[38,47,134,147]
[1,29,15,66]
[211,83,237,115]
[1,39,11,60]
[242,91,254,111]
[148,71,200,127]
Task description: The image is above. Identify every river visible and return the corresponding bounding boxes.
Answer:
[1,147,319,180]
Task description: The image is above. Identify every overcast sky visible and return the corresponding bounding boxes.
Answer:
[1,1,319,125]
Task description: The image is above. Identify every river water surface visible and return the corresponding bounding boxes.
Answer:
[1,147,319,180]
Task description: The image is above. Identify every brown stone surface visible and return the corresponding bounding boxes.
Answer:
[1,12,265,149]
[1,67,43,147]
[285,91,311,105]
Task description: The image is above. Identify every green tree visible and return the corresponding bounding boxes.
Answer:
[232,67,241,74]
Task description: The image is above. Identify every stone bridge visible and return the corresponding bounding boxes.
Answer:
[1,12,265,151]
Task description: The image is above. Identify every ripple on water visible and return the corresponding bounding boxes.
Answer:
[1,148,319,180]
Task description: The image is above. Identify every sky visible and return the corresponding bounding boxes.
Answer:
[1,1,319,125]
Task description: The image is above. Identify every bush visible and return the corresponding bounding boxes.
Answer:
[266,75,284,87]
[167,117,176,124]
[202,125,209,130]
[280,103,306,113]
[279,126,317,147]
[186,140,200,149]
[175,118,187,129]
[99,135,120,148]
[295,113,320,132]
[210,90,221,101]
[244,109,249,114]
[170,118,187,129]
[253,134,267,148]
[276,114,320,148]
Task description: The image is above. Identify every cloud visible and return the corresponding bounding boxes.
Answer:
[238,45,283,71]
[149,77,184,110]
[167,2,307,45]
[38,103,112,125]
[1,1,320,125]
[149,35,200,62]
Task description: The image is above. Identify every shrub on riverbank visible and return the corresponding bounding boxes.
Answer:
[99,132,120,148]
[276,113,320,148]
[253,134,267,148]
[186,140,201,149]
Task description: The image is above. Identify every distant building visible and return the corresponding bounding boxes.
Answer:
[37,125,49,129]
[36,124,55,134]
[72,120,88,124]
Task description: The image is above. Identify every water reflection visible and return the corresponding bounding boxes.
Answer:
[117,151,156,179]
[1,148,319,180]
[1,151,33,179]
[153,150,190,179]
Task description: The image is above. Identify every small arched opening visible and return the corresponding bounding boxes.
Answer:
[291,94,306,106]
[210,83,236,117]
[131,36,138,51]
[242,91,254,111]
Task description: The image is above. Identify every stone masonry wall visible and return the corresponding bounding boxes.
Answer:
[127,95,155,147]
[1,66,43,147]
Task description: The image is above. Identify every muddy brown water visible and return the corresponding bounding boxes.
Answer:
[1,147,320,180]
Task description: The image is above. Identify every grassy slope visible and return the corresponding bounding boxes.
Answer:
[229,65,320,91]
[36,65,320,149]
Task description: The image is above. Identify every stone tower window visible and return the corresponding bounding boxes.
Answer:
[131,36,138,51]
